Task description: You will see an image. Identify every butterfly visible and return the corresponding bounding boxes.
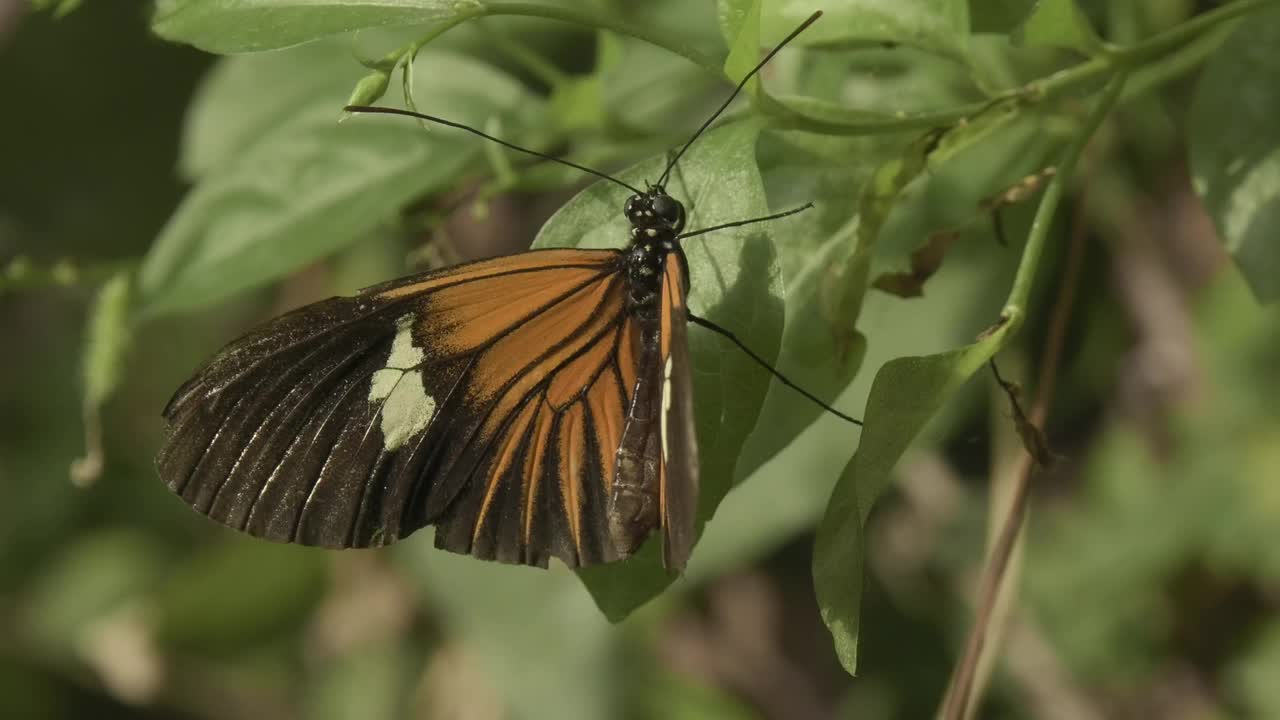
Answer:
[157,11,857,572]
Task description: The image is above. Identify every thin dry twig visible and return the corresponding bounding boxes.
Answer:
[938,150,1094,720]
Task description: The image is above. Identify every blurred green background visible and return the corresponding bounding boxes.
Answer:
[3,1,1280,719]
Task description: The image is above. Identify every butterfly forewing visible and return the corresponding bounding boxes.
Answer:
[158,248,651,568]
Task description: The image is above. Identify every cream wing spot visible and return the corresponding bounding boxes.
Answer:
[660,355,673,459]
[368,314,437,450]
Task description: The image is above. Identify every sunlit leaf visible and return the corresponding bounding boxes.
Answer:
[718,0,970,60]
[814,316,1013,673]
[718,0,914,132]
[152,0,484,53]
[139,52,531,316]
[180,40,364,179]
[1190,7,1280,303]
[1015,0,1104,55]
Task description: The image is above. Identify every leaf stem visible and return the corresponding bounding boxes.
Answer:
[1109,0,1274,66]
[1,256,135,294]
[1002,73,1127,326]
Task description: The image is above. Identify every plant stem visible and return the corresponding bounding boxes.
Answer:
[379,0,1267,137]
[0,256,135,294]
[936,73,1127,720]
[1004,74,1126,321]
[765,0,1270,134]
[1111,0,1274,65]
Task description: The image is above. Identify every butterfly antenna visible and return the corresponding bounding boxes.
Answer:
[344,105,646,196]
[688,313,863,426]
[656,10,822,188]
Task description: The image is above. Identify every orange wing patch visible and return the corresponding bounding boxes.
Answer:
[470,396,540,548]
[375,249,615,300]
[584,366,625,496]
[557,402,587,560]
[546,325,619,409]
[468,276,623,441]
[418,266,609,356]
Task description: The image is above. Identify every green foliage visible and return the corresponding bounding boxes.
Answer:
[7,0,1280,717]
[1189,5,1280,302]
[152,0,485,53]
[1015,0,1105,55]
[152,538,329,653]
[29,0,83,18]
[742,0,971,59]
[138,48,532,316]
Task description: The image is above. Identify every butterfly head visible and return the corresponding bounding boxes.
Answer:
[625,187,686,235]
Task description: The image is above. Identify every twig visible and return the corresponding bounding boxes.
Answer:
[937,92,1105,720]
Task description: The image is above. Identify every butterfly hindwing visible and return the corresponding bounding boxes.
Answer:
[605,248,700,570]
[159,248,651,568]
[658,250,699,570]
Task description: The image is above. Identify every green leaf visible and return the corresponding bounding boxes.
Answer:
[180,40,366,180]
[719,0,970,60]
[718,0,800,123]
[532,122,782,619]
[716,0,925,134]
[803,126,1013,676]
[599,36,723,136]
[30,0,83,18]
[151,0,484,54]
[549,74,606,132]
[815,316,1013,673]
[1189,7,1280,303]
[697,109,1051,576]
[968,0,1034,34]
[1015,0,1104,55]
[139,51,531,317]
[813,72,1127,675]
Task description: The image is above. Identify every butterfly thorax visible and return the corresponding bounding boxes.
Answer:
[622,189,685,320]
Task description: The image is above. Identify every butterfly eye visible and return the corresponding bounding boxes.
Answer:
[624,195,643,220]
[651,194,683,228]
